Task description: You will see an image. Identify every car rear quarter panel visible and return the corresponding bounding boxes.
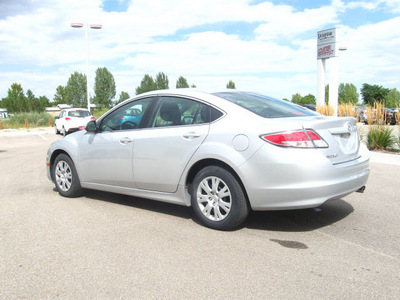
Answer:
[238,141,370,210]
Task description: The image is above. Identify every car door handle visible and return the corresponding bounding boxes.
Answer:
[120,137,133,144]
[183,132,201,139]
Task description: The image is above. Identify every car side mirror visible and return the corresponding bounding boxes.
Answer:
[55,116,59,120]
[86,120,98,133]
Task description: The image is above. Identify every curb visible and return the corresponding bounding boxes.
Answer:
[369,151,400,166]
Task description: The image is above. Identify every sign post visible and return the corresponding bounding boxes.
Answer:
[317,28,339,116]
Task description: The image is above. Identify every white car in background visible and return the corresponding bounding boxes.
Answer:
[55,108,94,136]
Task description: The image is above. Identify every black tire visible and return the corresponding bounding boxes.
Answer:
[191,166,249,230]
[55,126,60,135]
[53,154,83,197]
[62,127,66,137]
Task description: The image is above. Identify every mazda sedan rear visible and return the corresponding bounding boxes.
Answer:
[47,90,370,230]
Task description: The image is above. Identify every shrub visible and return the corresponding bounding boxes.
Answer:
[316,105,334,116]
[92,107,110,119]
[338,103,356,117]
[1,112,53,128]
[367,126,397,151]
[317,104,356,117]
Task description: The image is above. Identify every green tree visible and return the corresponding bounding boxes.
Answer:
[93,67,116,108]
[30,96,49,112]
[302,94,316,105]
[226,80,236,89]
[116,91,130,104]
[53,85,66,106]
[292,93,316,105]
[26,89,36,112]
[361,83,389,105]
[65,72,87,107]
[136,74,156,95]
[291,93,303,104]
[339,83,359,104]
[176,76,189,88]
[155,72,169,90]
[25,89,49,112]
[2,83,26,113]
[385,88,400,108]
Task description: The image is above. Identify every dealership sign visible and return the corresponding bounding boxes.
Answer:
[317,28,337,59]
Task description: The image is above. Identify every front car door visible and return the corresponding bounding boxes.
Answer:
[77,97,154,188]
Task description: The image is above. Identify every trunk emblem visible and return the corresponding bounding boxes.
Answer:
[346,122,357,133]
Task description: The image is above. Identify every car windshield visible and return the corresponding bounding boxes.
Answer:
[68,110,91,117]
[213,92,318,118]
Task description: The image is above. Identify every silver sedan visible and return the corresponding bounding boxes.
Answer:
[46,90,370,230]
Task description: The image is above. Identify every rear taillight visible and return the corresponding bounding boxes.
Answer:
[118,116,125,120]
[65,117,71,121]
[261,130,328,148]
[91,116,95,120]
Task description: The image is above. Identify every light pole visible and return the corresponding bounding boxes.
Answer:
[71,23,102,111]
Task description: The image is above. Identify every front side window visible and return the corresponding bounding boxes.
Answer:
[100,97,153,132]
[213,92,318,118]
[150,97,222,128]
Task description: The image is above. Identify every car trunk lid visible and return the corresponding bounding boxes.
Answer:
[298,116,360,164]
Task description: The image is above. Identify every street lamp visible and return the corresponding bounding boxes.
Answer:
[71,23,102,111]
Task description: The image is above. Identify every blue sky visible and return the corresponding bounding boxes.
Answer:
[0,0,399,102]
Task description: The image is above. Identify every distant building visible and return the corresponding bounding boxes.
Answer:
[45,104,73,117]
[0,108,8,118]
[45,104,96,117]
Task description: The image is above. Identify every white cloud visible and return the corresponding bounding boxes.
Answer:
[254,5,340,41]
[0,0,399,102]
[345,0,400,12]
[338,17,400,88]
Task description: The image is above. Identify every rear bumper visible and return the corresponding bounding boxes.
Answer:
[66,126,86,134]
[239,144,370,210]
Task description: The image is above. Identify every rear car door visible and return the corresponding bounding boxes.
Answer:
[132,96,220,193]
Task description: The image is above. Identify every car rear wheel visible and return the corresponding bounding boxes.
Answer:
[191,166,249,230]
[53,154,83,197]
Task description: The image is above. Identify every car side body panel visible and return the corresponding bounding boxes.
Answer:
[46,90,370,222]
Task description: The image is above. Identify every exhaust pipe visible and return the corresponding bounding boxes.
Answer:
[356,186,366,193]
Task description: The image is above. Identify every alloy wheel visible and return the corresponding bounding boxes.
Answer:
[55,160,72,192]
[196,176,232,221]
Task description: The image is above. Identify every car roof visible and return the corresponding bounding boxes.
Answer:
[126,89,274,108]
[63,108,89,111]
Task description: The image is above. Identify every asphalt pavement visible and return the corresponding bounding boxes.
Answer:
[1,130,399,299]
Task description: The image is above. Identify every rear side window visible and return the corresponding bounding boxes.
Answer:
[68,110,91,117]
[213,92,318,118]
[150,97,223,127]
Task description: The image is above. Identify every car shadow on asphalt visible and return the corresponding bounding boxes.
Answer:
[243,199,354,232]
[81,189,354,232]
[83,189,193,219]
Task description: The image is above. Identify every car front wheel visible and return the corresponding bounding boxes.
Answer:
[53,154,83,197]
[191,166,249,230]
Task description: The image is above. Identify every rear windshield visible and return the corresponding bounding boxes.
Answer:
[213,92,318,118]
[68,110,91,118]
